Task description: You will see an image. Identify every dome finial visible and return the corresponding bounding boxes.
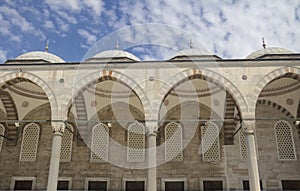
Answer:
[45,40,49,52]
[115,40,119,50]
[189,39,193,49]
[262,37,266,49]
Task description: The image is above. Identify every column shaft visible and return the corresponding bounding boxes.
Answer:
[147,132,157,191]
[47,122,64,191]
[245,127,261,191]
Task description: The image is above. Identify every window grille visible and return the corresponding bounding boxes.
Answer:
[274,120,297,160]
[90,123,109,162]
[239,127,259,161]
[239,127,247,161]
[19,123,40,162]
[127,122,145,162]
[201,122,220,161]
[165,122,183,161]
[60,124,73,162]
[0,124,5,153]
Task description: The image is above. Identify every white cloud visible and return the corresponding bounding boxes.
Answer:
[44,20,55,30]
[0,6,34,32]
[78,29,97,45]
[0,5,45,40]
[44,0,81,12]
[45,0,104,17]
[56,10,77,24]
[0,48,8,63]
[1,0,300,61]
[110,0,300,58]
[84,0,104,16]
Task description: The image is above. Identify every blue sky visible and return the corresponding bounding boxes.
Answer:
[0,0,299,63]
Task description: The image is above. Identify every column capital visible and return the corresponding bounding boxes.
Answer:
[52,121,65,135]
[242,120,256,135]
[242,119,256,126]
[147,131,158,137]
[145,120,158,134]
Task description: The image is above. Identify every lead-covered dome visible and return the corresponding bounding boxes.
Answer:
[85,50,140,62]
[246,47,293,59]
[170,47,220,60]
[6,51,64,64]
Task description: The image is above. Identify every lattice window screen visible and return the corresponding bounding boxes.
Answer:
[0,124,5,153]
[90,123,109,162]
[19,123,40,162]
[165,122,183,161]
[60,124,73,162]
[127,122,145,162]
[201,122,220,161]
[274,120,297,160]
[239,127,259,161]
[239,127,247,161]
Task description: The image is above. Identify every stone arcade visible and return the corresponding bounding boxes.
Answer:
[0,46,299,191]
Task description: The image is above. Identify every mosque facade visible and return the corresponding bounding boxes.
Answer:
[0,46,299,191]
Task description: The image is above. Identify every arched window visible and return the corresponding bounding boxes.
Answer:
[127,122,145,162]
[274,120,297,160]
[201,122,220,162]
[0,124,5,153]
[60,124,73,162]
[90,123,109,162]
[19,123,40,162]
[165,122,183,161]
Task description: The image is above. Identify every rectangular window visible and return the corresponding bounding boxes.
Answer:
[57,180,69,190]
[14,180,33,190]
[203,180,223,191]
[165,181,184,191]
[125,181,145,191]
[88,181,107,191]
[282,180,300,190]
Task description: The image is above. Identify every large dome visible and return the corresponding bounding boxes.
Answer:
[86,50,140,62]
[6,51,64,64]
[246,47,293,59]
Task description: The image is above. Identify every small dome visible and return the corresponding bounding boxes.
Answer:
[170,47,219,60]
[86,50,140,62]
[176,48,211,56]
[246,47,293,59]
[11,51,64,63]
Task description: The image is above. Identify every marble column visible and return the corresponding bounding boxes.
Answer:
[47,121,65,191]
[244,120,261,191]
[146,121,157,191]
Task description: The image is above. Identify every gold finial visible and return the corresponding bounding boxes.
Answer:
[262,37,266,49]
[189,39,193,49]
[45,40,49,52]
[115,40,119,50]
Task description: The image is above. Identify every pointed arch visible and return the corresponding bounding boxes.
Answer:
[63,70,150,119]
[255,67,300,103]
[157,68,246,121]
[0,72,57,117]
